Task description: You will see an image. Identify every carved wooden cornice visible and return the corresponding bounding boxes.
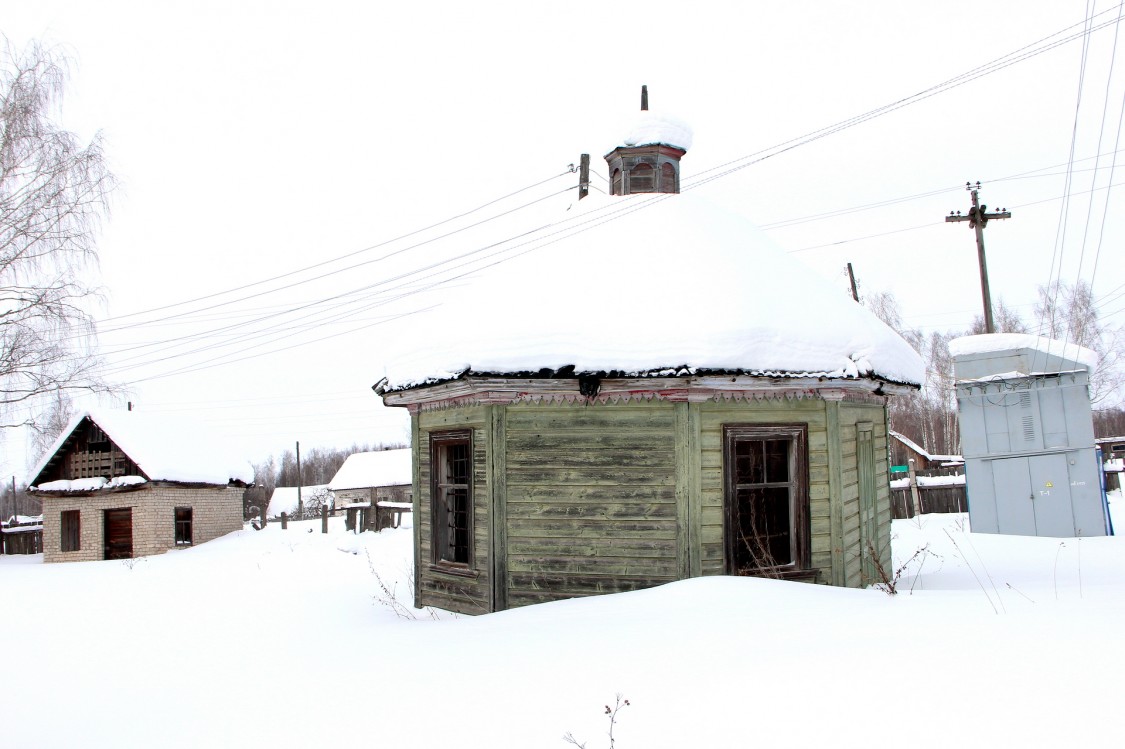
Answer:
[388,375,901,413]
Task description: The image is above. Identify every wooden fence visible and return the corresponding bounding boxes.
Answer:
[1,527,43,554]
[891,485,967,519]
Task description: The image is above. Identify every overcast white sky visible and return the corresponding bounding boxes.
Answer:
[5,1,1125,481]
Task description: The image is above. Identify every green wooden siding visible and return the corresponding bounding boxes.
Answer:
[410,391,896,614]
[416,406,492,614]
[698,399,830,582]
[503,402,677,607]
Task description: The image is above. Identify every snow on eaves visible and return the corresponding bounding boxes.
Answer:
[28,409,254,489]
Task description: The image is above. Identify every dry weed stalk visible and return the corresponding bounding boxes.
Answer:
[867,540,930,595]
[564,694,630,749]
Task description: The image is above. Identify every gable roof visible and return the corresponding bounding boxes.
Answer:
[28,409,254,487]
[328,449,412,491]
[377,191,926,392]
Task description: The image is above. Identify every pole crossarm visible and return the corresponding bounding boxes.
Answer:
[945,181,1011,334]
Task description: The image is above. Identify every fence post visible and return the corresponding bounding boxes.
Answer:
[260,507,267,528]
[281,512,288,530]
[907,459,923,517]
[321,505,328,534]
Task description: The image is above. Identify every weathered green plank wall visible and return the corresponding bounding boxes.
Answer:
[416,406,492,614]
[503,401,678,607]
[697,398,832,583]
[840,402,892,587]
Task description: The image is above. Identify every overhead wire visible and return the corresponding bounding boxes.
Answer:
[59,8,1125,385]
[1089,1,1125,286]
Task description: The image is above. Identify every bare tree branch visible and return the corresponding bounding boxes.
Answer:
[1,38,117,433]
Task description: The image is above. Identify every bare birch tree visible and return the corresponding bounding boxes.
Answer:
[1035,280,1122,403]
[1,39,115,435]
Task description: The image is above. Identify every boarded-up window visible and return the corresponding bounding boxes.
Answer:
[61,510,80,552]
[629,163,655,193]
[660,162,677,193]
[175,507,193,546]
[723,424,809,574]
[431,430,472,566]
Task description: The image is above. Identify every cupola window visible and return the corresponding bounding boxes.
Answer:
[660,162,677,193]
[630,163,655,193]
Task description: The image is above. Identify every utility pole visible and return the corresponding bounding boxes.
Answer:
[296,441,303,519]
[846,262,860,303]
[945,181,1011,334]
[578,153,589,200]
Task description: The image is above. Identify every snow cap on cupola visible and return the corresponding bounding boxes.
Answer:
[605,85,692,195]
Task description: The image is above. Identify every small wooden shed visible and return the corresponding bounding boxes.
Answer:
[28,409,252,563]
[327,448,412,531]
[375,93,924,614]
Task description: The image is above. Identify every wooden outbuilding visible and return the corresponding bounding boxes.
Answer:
[328,448,412,532]
[1,515,43,555]
[28,409,252,563]
[375,91,924,614]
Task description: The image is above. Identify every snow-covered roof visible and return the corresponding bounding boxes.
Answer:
[614,110,694,152]
[2,514,43,528]
[378,192,926,392]
[28,409,254,488]
[948,333,1098,374]
[267,485,331,518]
[328,449,412,491]
[889,431,963,464]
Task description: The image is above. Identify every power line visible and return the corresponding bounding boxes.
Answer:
[55,9,1125,385]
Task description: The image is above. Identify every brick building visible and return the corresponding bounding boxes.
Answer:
[28,409,253,563]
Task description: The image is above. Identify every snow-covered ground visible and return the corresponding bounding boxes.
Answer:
[2,496,1122,748]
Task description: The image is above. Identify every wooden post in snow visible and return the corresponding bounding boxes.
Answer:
[281,511,288,530]
[846,263,860,303]
[907,459,923,517]
[321,505,328,534]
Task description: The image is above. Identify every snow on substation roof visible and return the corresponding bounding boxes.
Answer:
[29,409,254,488]
[377,190,926,392]
[948,333,1098,373]
[328,449,412,491]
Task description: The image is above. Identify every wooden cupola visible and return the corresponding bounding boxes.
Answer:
[604,85,690,196]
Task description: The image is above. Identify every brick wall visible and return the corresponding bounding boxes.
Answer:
[41,483,243,563]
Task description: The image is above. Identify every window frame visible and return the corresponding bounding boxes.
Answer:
[429,429,474,570]
[722,423,810,576]
[174,507,193,547]
[60,509,80,553]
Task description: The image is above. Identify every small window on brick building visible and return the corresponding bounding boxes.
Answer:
[175,507,193,546]
[61,510,80,552]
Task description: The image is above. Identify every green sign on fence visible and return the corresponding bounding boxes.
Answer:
[890,465,908,474]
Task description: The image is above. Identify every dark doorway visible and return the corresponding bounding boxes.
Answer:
[103,508,133,560]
